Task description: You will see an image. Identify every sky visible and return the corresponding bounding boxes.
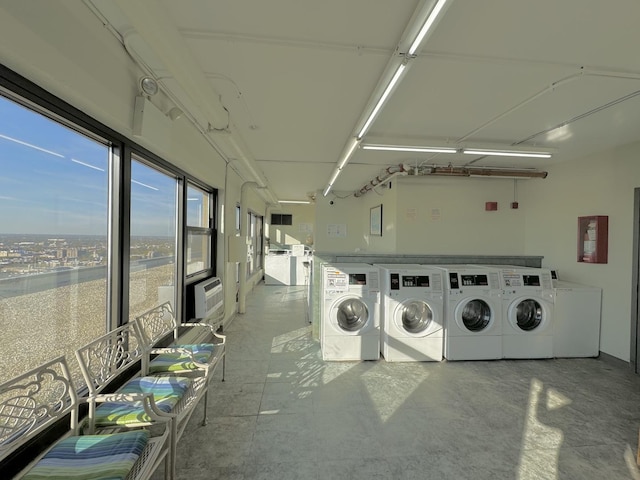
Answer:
[0,95,180,236]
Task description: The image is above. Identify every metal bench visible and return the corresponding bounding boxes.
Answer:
[134,301,226,427]
[75,320,209,480]
[0,356,170,479]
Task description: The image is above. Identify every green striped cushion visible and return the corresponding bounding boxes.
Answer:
[95,376,190,426]
[148,344,215,373]
[23,430,149,480]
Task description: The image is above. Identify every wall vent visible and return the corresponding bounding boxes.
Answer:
[194,277,223,320]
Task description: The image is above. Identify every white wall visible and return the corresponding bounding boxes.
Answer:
[266,204,315,248]
[316,175,524,255]
[315,184,397,253]
[521,141,640,361]
[396,176,526,255]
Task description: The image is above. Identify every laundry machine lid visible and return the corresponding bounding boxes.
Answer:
[334,297,369,332]
[513,298,543,331]
[457,298,492,332]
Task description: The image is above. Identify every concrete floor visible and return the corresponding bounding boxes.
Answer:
[157,284,640,480]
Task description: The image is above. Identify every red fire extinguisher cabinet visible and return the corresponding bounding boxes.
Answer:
[577,216,608,264]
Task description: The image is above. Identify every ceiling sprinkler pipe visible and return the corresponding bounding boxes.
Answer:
[412,165,547,179]
[354,166,408,197]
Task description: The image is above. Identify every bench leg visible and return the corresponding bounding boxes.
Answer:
[222,354,226,382]
[168,418,178,480]
[164,452,171,480]
[202,388,209,426]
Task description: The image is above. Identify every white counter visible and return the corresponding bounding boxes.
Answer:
[265,255,311,285]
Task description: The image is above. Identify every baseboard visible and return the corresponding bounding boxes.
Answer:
[598,351,632,370]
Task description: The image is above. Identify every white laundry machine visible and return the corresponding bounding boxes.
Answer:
[496,266,555,359]
[435,265,503,360]
[376,264,444,362]
[553,279,602,358]
[321,263,380,361]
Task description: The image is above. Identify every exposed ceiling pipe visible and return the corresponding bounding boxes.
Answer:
[354,165,408,197]
[411,165,548,179]
[84,0,279,205]
[354,161,547,200]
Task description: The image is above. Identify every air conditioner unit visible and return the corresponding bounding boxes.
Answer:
[194,276,223,320]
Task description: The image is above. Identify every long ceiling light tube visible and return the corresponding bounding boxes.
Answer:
[357,63,407,140]
[322,0,450,197]
[328,168,341,186]
[362,144,457,154]
[462,148,552,159]
[407,0,450,55]
[338,137,361,169]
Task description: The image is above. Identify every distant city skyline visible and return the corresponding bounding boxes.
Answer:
[0,96,177,237]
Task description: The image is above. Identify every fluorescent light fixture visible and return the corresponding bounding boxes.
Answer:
[408,0,450,55]
[328,168,341,185]
[338,137,360,169]
[322,185,332,197]
[463,148,552,159]
[362,144,457,154]
[357,63,406,139]
[278,200,311,204]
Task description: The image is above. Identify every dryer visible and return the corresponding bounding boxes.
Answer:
[321,263,380,361]
[495,266,555,359]
[553,279,602,358]
[376,264,444,362]
[435,265,502,360]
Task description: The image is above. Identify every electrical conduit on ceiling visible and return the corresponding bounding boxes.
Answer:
[84,0,279,205]
[459,67,640,149]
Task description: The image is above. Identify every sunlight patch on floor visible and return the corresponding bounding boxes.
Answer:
[517,378,564,480]
[623,444,640,479]
[270,326,314,354]
[360,365,430,422]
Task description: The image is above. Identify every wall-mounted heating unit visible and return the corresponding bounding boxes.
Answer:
[194,276,224,321]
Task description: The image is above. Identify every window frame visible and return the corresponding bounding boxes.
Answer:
[0,63,219,376]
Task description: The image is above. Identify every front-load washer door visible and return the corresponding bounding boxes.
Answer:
[454,297,494,334]
[393,299,438,337]
[330,295,370,334]
[507,297,549,333]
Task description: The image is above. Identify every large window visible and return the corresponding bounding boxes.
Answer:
[186,182,212,276]
[0,93,109,384]
[0,68,218,386]
[128,158,177,321]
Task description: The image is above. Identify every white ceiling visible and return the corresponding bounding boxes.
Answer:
[90,0,640,201]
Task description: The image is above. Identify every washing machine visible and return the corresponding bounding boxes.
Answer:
[495,266,555,359]
[376,264,444,362]
[552,277,602,358]
[321,263,380,361]
[434,265,503,360]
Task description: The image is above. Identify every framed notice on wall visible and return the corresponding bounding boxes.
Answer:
[370,204,382,236]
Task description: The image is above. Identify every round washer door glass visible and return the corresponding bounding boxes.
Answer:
[336,298,369,332]
[400,300,433,333]
[515,299,543,331]
[460,299,491,332]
